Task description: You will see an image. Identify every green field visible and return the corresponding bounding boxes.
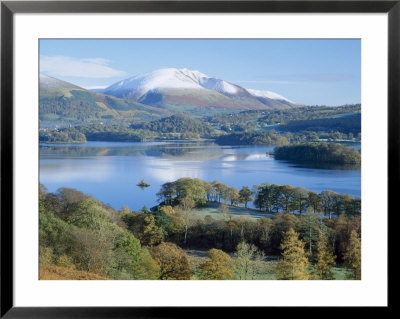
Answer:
[194,202,274,221]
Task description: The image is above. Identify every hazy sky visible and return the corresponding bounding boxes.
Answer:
[40,39,361,106]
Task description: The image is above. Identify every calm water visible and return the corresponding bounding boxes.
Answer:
[39,141,361,211]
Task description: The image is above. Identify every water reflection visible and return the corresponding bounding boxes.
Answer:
[40,141,361,211]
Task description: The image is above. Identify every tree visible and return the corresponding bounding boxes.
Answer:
[72,227,114,275]
[56,187,89,217]
[141,214,164,246]
[175,197,197,246]
[203,181,214,201]
[198,248,233,280]
[257,217,274,249]
[228,187,240,206]
[298,209,320,258]
[157,182,175,205]
[307,191,321,214]
[218,203,232,221]
[320,190,339,219]
[239,186,253,208]
[343,230,361,280]
[276,228,310,280]
[212,180,228,203]
[293,187,309,215]
[278,185,297,213]
[315,230,336,280]
[132,248,161,280]
[150,242,192,280]
[233,241,264,280]
[175,177,207,206]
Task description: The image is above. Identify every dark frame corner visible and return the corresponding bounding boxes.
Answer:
[1,1,396,318]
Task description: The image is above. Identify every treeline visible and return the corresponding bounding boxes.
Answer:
[39,114,217,143]
[76,125,155,142]
[39,128,87,143]
[39,126,149,143]
[131,114,215,138]
[274,143,361,165]
[214,130,289,146]
[203,104,361,132]
[39,185,361,280]
[157,177,361,218]
[280,113,361,135]
[214,130,360,146]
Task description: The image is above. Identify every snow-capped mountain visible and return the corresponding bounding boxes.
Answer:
[40,74,82,90]
[104,68,248,98]
[39,74,171,128]
[246,88,294,103]
[102,68,298,111]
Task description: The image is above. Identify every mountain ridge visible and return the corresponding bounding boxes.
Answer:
[101,68,300,111]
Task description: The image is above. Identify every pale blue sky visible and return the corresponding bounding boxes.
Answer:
[40,39,360,106]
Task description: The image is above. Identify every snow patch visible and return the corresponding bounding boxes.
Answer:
[247,88,293,103]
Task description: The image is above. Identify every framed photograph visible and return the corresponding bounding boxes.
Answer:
[1,0,395,316]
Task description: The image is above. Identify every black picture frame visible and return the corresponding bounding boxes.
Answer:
[1,0,396,317]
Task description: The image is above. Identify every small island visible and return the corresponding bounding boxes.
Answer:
[273,143,361,165]
[137,179,150,188]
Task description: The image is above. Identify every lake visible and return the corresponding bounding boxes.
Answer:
[39,141,361,211]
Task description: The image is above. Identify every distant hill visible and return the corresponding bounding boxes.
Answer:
[39,75,171,128]
[131,114,215,137]
[280,113,361,134]
[101,68,301,114]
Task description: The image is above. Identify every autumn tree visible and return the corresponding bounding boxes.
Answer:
[150,242,192,280]
[199,248,233,280]
[72,227,114,275]
[257,217,274,249]
[234,241,264,280]
[218,204,237,249]
[276,228,310,280]
[228,187,240,206]
[315,229,336,280]
[218,203,232,221]
[131,248,161,280]
[141,214,164,246]
[239,186,253,208]
[175,197,197,246]
[343,230,361,280]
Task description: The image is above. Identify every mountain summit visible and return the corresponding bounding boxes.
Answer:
[102,68,299,112]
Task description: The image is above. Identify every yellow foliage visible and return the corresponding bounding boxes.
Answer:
[55,254,76,269]
[150,242,192,280]
[315,230,336,280]
[343,230,361,280]
[199,248,233,280]
[40,264,109,280]
[276,228,310,280]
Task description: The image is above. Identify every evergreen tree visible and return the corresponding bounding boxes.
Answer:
[315,230,336,280]
[276,228,310,280]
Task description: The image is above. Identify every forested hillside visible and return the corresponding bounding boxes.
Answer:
[130,114,215,138]
[39,179,361,280]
